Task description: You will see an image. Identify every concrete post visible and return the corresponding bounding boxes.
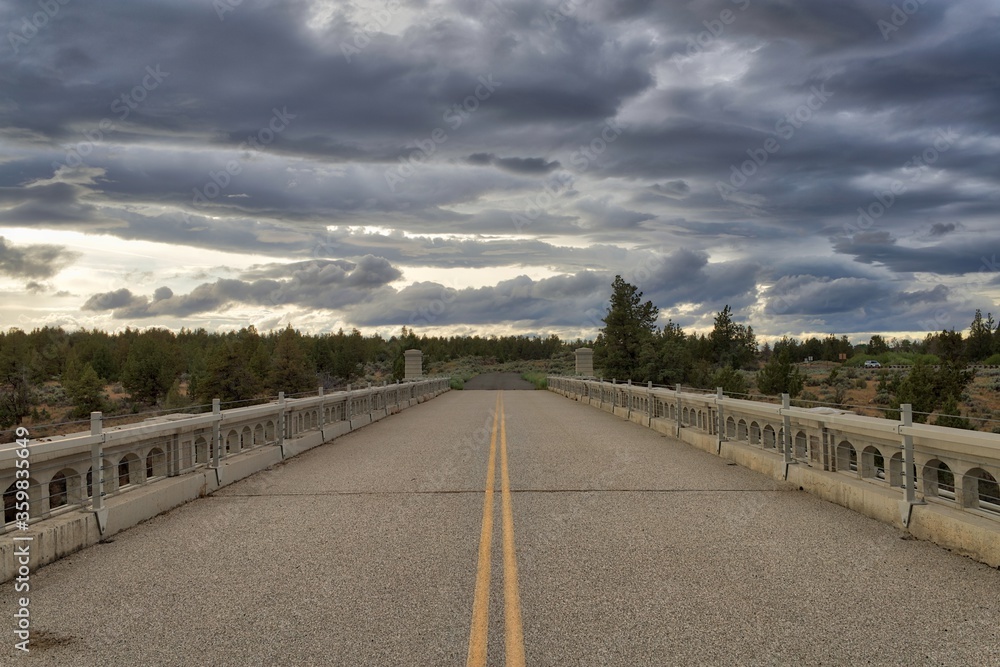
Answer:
[647,381,653,426]
[599,379,604,408]
[575,347,594,376]
[277,392,285,446]
[346,385,353,420]
[90,412,103,511]
[899,404,925,525]
[404,349,423,379]
[716,387,724,449]
[902,404,917,504]
[821,426,831,471]
[676,384,682,437]
[627,379,632,418]
[611,379,616,409]
[318,386,325,427]
[212,399,221,466]
[782,393,793,465]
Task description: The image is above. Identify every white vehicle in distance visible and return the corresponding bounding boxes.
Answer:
[863,360,882,368]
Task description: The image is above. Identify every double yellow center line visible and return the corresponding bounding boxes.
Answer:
[467,392,525,667]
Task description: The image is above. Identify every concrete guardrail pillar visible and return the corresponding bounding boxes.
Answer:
[404,349,423,379]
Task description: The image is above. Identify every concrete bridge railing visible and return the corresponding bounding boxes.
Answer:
[0,377,449,581]
[548,376,1000,567]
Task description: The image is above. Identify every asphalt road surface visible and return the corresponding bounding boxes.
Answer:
[463,372,536,390]
[4,390,999,666]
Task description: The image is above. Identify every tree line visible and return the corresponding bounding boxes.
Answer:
[0,325,570,428]
[594,276,992,426]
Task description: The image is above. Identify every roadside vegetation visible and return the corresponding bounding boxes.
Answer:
[594,276,1000,431]
[3,279,999,435]
[0,325,573,437]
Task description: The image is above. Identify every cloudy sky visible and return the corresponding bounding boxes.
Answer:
[1,0,998,341]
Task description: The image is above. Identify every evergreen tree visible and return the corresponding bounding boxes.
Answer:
[655,320,692,386]
[0,338,32,428]
[164,378,190,410]
[266,326,316,394]
[708,305,757,369]
[934,397,973,430]
[868,334,889,356]
[121,334,176,405]
[756,348,803,397]
[711,366,748,395]
[886,359,974,423]
[197,341,261,404]
[966,309,995,361]
[597,276,659,381]
[64,363,106,417]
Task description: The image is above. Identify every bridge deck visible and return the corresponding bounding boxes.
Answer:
[3,390,999,665]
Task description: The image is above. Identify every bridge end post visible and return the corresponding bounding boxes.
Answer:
[318,386,325,428]
[899,403,925,527]
[781,393,795,479]
[212,398,223,485]
[716,387,724,454]
[647,381,653,427]
[675,384,682,437]
[90,411,108,534]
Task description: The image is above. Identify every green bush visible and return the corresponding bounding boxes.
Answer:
[982,354,1000,366]
[520,372,548,390]
[450,377,464,390]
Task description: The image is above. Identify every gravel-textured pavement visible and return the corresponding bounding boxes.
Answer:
[3,390,999,666]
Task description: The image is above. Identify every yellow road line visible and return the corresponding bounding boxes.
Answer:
[466,392,500,667]
[500,394,526,667]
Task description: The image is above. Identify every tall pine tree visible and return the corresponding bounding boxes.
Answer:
[597,276,659,381]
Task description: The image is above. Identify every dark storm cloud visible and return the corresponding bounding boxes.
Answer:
[0,236,79,279]
[82,257,402,318]
[466,153,560,174]
[350,271,611,329]
[833,230,999,276]
[2,0,999,336]
[929,222,957,237]
[649,181,690,198]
